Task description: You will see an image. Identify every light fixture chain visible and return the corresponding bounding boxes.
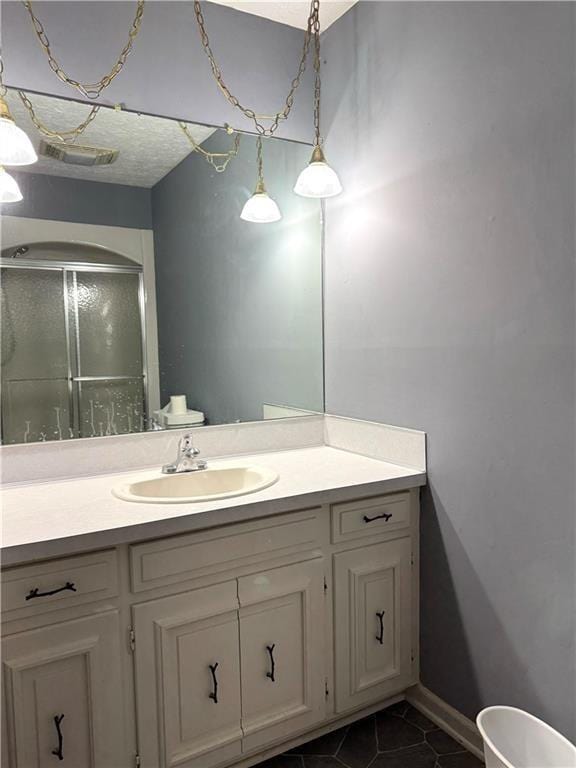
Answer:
[0,49,7,98]
[21,0,145,100]
[193,0,320,137]
[256,135,264,185]
[17,90,100,143]
[313,7,322,145]
[179,121,241,173]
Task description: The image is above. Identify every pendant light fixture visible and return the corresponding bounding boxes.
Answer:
[0,97,38,165]
[0,97,38,166]
[241,136,281,223]
[0,166,23,203]
[294,2,342,199]
[0,54,37,167]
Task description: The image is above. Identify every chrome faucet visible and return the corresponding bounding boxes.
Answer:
[162,434,207,474]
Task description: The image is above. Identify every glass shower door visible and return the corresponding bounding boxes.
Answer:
[1,267,72,443]
[73,270,145,438]
[1,264,146,444]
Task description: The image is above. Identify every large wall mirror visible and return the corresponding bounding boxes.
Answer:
[0,89,324,445]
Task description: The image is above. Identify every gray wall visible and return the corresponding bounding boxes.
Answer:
[7,172,152,229]
[1,1,313,143]
[152,131,323,425]
[323,2,575,738]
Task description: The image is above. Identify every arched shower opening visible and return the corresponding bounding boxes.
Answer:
[1,241,147,443]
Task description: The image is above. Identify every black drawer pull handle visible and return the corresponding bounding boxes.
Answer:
[52,713,64,761]
[363,512,392,524]
[26,582,77,601]
[209,663,219,704]
[376,611,386,644]
[266,644,276,682]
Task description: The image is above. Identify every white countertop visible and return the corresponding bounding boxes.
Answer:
[1,446,426,566]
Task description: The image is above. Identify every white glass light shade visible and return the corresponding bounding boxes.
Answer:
[241,191,281,223]
[0,114,38,166]
[0,167,23,203]
[294,145,342,199]
[294,160,342,198]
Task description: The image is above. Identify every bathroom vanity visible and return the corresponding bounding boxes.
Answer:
[0,75,426,768]
[0,425,425,768]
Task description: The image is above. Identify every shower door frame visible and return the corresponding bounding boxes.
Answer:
[0,258,148,440]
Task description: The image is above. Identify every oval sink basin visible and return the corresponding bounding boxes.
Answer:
[112,465,279,504]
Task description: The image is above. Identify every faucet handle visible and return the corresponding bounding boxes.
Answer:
[179,434,200,457]
[161,432,207,475]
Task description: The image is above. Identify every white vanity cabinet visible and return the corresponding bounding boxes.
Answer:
[237,559,325,752]
[1,488,420,768]
[333,538,413,713]
[133,581,244,768]
[132,558,325,768]
[2,611,127,768]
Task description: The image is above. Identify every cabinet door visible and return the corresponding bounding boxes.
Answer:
[2,611,126,768]
[334,539,412,713]
[133,581,242,768]
[238,558,325,751]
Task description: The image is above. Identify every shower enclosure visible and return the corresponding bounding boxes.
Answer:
[1,243,147,444]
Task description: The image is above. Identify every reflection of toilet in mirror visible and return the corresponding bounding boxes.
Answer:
[154,394,205,429]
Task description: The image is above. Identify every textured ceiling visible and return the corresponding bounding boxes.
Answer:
[207,0,357,30]
[6,90,216,188]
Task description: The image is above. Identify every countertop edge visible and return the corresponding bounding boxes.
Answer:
[1,471,426,567]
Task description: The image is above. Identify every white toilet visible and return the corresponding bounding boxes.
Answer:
[477,706,576,768]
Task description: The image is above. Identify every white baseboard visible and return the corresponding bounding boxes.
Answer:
[407,683,485,761]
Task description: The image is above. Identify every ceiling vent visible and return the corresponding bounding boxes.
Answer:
[39,140,119,166]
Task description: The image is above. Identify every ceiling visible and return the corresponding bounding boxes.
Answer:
[7,90,216,188]
[207,0,357,30]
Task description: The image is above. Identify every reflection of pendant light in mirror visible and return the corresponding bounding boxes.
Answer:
[241,136,281,223]
[0,166,23,203]
[0,94,37,166]
[241,184,282,223]
[294,4,342,199]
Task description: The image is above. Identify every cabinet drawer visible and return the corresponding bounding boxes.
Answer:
[130,509,322,593]
[2,550,119,622]
[331,492,410,544]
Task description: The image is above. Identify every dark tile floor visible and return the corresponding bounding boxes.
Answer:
[261,701,484,768]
